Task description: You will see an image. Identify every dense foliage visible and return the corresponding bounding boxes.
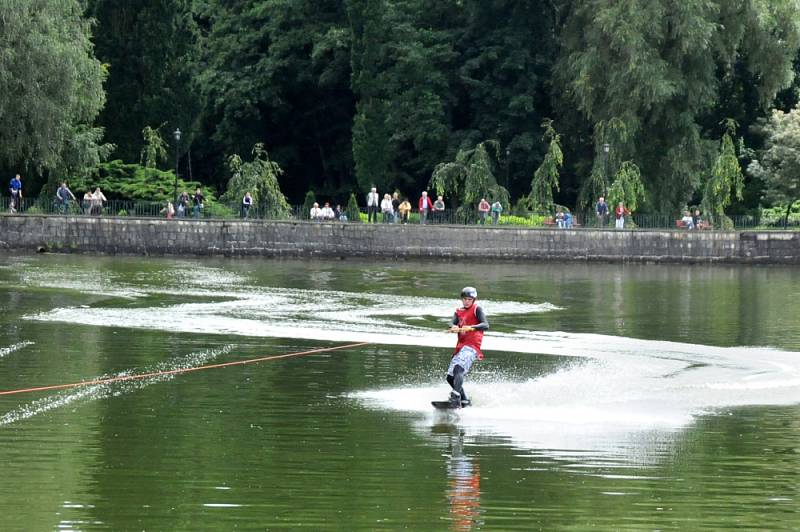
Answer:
[221,144,291,218]
[703,121,744,228]
[748,109,800,223]
[528,120,563,214]
[73,160,212,202]
[0,0,110,192]
[5,0,800,215]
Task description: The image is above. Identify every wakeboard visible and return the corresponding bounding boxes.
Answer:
[431,400,462,410]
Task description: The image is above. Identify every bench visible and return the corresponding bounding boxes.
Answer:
[676,220,712,230]
[544,217,580,228]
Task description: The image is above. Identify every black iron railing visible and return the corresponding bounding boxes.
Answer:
[2,196,799,230]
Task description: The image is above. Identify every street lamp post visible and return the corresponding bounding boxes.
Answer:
[505,147,511,189]
[173,128,182,205]
[601,143,611,227]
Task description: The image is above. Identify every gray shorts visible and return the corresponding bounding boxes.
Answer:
[447,346,478,376]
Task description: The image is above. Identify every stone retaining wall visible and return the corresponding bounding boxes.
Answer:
[1,215,798,263]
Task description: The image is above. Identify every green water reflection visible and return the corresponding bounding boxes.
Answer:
[0,255,798,530]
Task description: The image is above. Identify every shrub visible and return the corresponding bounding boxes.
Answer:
[500,214,547,226]
[205,203,236,219]
[761,204,800,226]
[301,190,316,220]
[510,199,530,217]
[92,160,211,202]
[345,193,361,223]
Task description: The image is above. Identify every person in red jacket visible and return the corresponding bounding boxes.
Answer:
[419,191,434,224]
[445,286,490,407]
[614,201,626,229]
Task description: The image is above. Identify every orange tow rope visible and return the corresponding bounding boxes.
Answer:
[0,341,370,396]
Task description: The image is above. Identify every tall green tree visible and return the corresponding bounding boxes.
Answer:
[456,0,557,198]
[748,108,800,224]
[528,119,563,214]
[193,0,353,199]
[0,0,109,190]
[555,0,800,212]
[88,0,201,165]
[348,0,461,193]
[348,0,393,192]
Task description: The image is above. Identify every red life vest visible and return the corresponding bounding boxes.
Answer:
[454,304,484,359]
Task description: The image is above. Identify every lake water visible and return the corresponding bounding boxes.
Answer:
[1,254,799,530]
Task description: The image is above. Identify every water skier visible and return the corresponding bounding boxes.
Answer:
[445,287,489,408]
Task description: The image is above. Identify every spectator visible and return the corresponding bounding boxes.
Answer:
[381,193,394,223]
[8,174,22,213]
[595,196,609,227]
[478,198,490,225]
[391,192,400,223]
[564,210,574,229]
[193,188,205,219]
[321,201,335,221]
[419,191,433,224]
[337,204,348,222]
[692,209,703,229]
[177,191,190,218]
[310,202,322,221]
[56,182,77,215]
[491,200,503,225]
[555,208,565,228]
[433,195,446,224]
[91,187,107,215]
[241,191,253,219]
[82,191,93,215]
[681,211,694,231]
[161,201,175,219]
[366,186,379,223]
[614,201,626,229]
[681,210,694,230]
[399,198,412,224]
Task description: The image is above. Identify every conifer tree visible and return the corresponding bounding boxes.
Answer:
[430,141,509,213]
[222,143,290,219]
[528,119,563,214]
[702,120,744,228]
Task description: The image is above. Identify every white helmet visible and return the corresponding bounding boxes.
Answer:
[460,286,477,298]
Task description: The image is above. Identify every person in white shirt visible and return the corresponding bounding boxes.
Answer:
[320,202,335,220]
[91,187,107,215]
[310,202,322,221]
[242,191,253,219]
[366,187,379,223]
[381,193,394,223]
[681,210,694,230]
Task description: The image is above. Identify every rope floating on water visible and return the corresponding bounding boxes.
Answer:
[0,341,370,396]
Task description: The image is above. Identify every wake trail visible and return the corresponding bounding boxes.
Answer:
[0,341,34,359]
[0,345,233,427]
